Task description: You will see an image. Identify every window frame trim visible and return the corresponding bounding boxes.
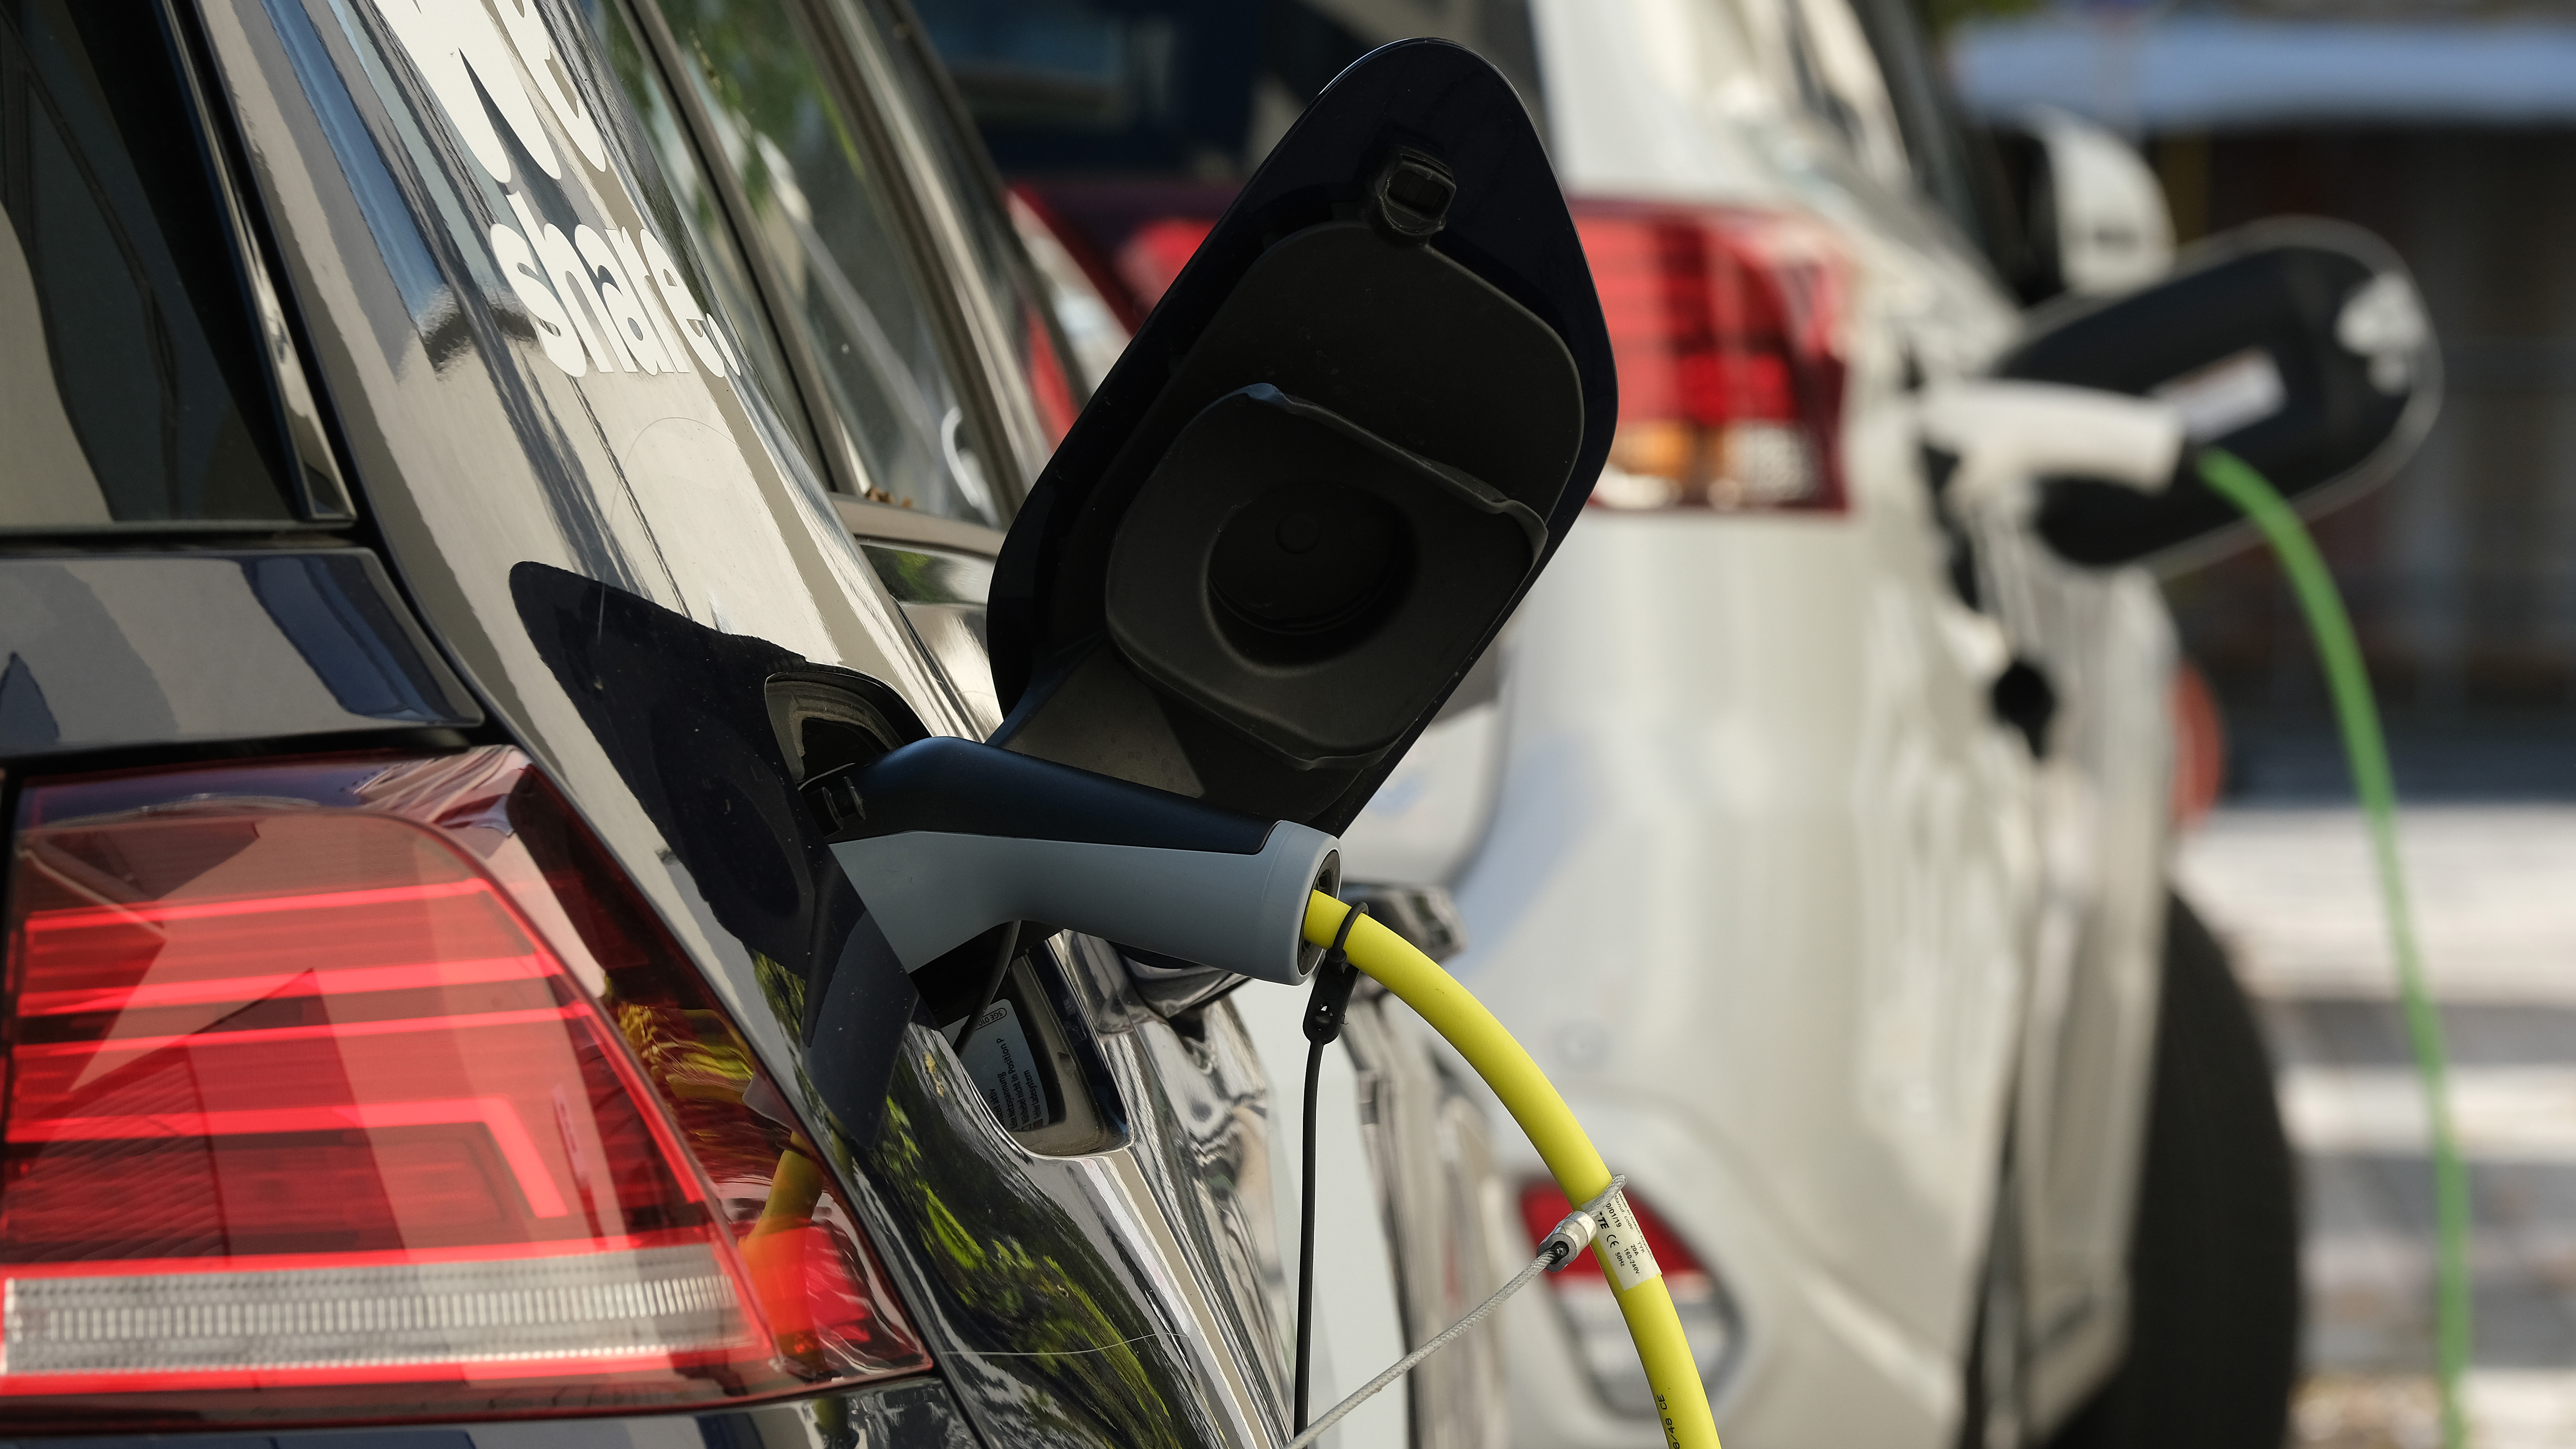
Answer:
[156,0,359,525]
[794,0,1037,513]
[832,0,1070,487]
[612,0,1032,524]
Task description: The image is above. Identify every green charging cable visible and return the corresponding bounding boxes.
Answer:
[2197,448,2471,1449]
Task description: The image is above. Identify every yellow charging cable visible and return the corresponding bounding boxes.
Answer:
[1303,892,1721,1449]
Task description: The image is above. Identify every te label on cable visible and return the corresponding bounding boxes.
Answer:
[958,1000,1049,1131]
[1596,1191,1662,1291]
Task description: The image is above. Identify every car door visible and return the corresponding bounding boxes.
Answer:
[1465,6,2039,1444]
[1834,3,2182,1431]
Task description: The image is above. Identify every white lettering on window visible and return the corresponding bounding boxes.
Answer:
[488,0,608,173]
[639,230,735,375]
[575,223,672,373]
[508,193,630,372]
[489,220,589,375]
[369,0,561,183]
[608,227,691,374]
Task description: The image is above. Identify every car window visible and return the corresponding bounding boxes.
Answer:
[1784,0,1910,186]
[913,0,1546,180]
[649,0,1004,527]
[583,0,830,478]
[1722,0,1909,187]
[0,0,300,530]
[847,0,1089,454]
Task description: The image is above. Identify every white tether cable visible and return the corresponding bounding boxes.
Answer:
[1283,1175,1628,1449]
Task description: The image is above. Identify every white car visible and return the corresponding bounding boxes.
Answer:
[922,2,2438,1445]
[1350,5,2437,1446]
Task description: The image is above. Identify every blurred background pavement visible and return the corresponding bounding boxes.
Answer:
[2184,810,2576,1449]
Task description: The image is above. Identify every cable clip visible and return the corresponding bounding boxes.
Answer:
[1540,1173,1626,1270]
[1302,903,1370,1047]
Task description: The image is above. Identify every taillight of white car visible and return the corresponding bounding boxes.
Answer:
[0,749,926,1430]
[1520,1180,1737,1413]
[1011,194,1850,521]
[1573,200,1848,514]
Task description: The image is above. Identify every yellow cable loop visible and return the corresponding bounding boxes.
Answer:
[1304,892,1721,1449]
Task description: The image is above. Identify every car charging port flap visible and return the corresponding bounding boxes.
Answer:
[0,748,927,1431]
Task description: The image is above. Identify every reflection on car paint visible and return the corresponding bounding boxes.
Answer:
[264,0,461,341]
[1121,998,1297,1415]
[853,973,1319,1449]
[1340,989,1512,1449]
[868,1024,1206,1449]
[0,552,479,756]
[860,543,1002,732]
[512,563,923,1143]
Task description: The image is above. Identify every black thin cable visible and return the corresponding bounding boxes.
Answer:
[1294,903,1368,1433]
[1296,1039,1326,1429]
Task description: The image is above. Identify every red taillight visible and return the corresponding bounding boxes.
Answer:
[2170,657,2227,830]
[1519,1180,1736,1414]
[1573,200,1848,513]
[1518,1179,1716,1287]
[1115,216,1215,318]
[1004,189,1087,444]
[0,750,925,1429]
[1022,299,1080,444]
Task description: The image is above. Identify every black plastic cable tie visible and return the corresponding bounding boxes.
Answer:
[1303,903,1369,1046]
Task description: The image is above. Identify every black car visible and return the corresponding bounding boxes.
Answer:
[0,0,1614,1444]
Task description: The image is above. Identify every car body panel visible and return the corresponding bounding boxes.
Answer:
[1488,1091,1955,1446]
[1338,986,1512,1449]
[141,2,1341,1444]
[1968,516,2176,1428]
[0,549,479,756]
[860,1010,1285,1449]
[1451,510,2034,1391]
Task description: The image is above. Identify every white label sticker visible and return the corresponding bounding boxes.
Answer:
[957,1000,1049,1132]
[1594,1190,1662,1291]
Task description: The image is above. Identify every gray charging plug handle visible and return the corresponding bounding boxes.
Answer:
[833,826,1336,984]
[824,738,1340,984]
